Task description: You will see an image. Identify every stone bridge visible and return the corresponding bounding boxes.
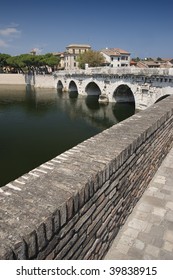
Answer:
[51,67,173,110]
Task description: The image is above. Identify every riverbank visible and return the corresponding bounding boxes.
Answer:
[0,73,56,88]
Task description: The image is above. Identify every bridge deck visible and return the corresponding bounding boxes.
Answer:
[105,146,173,260]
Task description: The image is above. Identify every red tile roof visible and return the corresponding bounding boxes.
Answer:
[101,48,130,56]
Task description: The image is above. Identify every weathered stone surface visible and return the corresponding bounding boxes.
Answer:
[0,244,14,260]
[24,230,37,259]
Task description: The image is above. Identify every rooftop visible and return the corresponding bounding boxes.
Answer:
[101,48,131,56]
[66,44,91,49]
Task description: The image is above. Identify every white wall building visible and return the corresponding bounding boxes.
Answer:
[64,44,91,70]
[100,48,131,67]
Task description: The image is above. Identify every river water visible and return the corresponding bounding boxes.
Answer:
[0,85,135,187]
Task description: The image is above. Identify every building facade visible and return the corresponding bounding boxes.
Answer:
[100,48,131,67]
[64,44,91,70]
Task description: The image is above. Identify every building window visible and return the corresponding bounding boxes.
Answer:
[74,62,76,67]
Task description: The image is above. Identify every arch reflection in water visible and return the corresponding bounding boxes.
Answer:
[69,91,78,99]
[85,95,100,110]
[112,102,135,122]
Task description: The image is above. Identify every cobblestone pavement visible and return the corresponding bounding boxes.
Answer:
[105,147,173,260]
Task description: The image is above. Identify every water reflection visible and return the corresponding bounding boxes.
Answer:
[85,95,100,110]
[0,85,135,187]
[112,102,135,122]
[69,91,78,99]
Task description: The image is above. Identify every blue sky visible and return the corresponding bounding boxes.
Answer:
[0,0,173,58]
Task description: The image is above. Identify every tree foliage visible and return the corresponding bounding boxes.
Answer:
[0,53,11,71]
[132,57,140,62]
[77,50,105,69]
[0,53,60,73]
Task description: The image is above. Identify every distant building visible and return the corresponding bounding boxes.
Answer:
[100,48,131,67]
[130,60,137,67]
[30,49,37,56]
[136,58,173,68]
[64,44,91,70]
[52,52,65,70]
[159,58,173,68]
[136,60,160,68]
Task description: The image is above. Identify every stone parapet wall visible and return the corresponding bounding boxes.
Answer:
[0,96,173,260]
[55,67,173,77]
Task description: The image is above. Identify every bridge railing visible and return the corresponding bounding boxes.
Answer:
[54,67,173,77]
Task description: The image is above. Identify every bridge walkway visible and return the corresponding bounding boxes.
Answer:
[105,146,173,260]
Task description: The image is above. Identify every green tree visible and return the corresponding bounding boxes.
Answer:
[132,57,140,62]
[0,53,11,72]
[41,53,60,71]
[77,50,105,69]
[6,53,60,74]
[6,55,26,73]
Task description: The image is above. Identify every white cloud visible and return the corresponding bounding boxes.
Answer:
[0,39,8,47]
[0,25,21,50]
[0,27,21,37]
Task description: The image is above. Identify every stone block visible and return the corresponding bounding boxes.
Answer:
[73,193,79,214]
[0,244,14,260]
[13,239,27,260]
[54,233,78,260]
[24,230,37,259]
[44,216,53,241]
[163,230,173,243]
[36,223,47,252]
[52,209,60,234]
[145,244,160,258]
[78,188,85,208]
[66,197,74,220]
[59,203,67,227]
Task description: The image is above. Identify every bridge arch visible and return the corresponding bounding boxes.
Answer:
[155,94,170,104]
[57,80,63,91]
[69,81,78,92]
[113,84,135,106]
[68,80,78,98]
[85,82,101,96]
